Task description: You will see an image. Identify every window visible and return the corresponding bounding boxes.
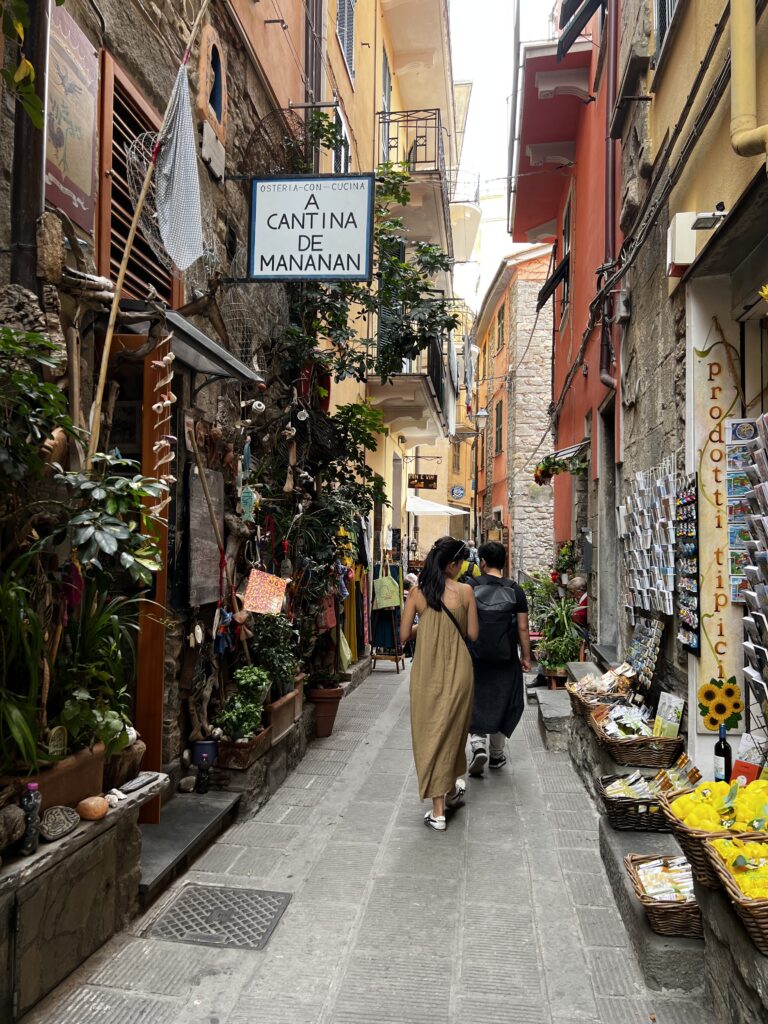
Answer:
[333,111,350,173]
[561,199,572,314]
[496,303,505,351]
[481,343,487,381]
[452,442,461,473]
[98,53,177,306]
[655,0,678,54]
[495,399,503,454]
[480,427,485,469]
[337,0,356,78]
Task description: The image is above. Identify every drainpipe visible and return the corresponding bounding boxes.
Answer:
[600,0,618,391]
[10,0,50,295]
[730,0,768,163]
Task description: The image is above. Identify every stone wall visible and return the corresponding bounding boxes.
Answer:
[508,276,554,574]
[615,0,686,692]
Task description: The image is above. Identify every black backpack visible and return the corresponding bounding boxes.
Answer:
[471,578,519,662]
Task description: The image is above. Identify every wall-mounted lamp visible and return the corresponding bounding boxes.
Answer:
[474,407,489,430]
[692,202,728,230]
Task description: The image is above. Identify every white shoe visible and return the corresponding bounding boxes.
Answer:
[445,778,467,809]
[424,812,447,831]
[468,748,488,777]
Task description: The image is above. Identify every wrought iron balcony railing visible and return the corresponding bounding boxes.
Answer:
[377,108,451,241]
[447,170,480,205]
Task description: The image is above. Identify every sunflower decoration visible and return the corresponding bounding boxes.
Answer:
[699,676,744,731]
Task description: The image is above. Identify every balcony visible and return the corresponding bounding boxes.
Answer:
[378,108,453,260]
[367,335,448,448]
[448,171,481,263]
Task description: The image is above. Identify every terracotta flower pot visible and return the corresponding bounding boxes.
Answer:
[216,727,272,770]
[263,688,299,744]
[307,686,343,738]
[3,743,106,811]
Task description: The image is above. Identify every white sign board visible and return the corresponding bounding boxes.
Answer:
[249,174,375,281]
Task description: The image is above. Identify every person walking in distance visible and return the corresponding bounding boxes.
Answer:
[400,537,480,831]
[467,541,531,776]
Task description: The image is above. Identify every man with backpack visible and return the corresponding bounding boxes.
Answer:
[466,541,531,776]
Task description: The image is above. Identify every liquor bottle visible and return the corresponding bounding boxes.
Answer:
[714,724,732,783]
[19,782,42,856]
[195,754,210,795]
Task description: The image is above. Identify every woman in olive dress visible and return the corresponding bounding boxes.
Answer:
[400,537,479,831]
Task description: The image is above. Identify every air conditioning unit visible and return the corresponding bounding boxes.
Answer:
[666,213,697,277]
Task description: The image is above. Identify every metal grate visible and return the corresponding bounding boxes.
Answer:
[147,884,290,950]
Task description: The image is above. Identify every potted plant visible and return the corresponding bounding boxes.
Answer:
[249,615,303,742]
[306,670,344,738]
[554,540,577,583]
[535,595,582,688]
[215,665,273,770]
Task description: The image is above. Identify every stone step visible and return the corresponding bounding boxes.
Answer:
[598,815,705,993]
[340,654,372,696]
[536,688,571,751]
[139,790,241,906]
[566,660,600,681]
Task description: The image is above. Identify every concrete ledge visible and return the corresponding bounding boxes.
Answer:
[536,689,571,751]
[599,816,704,993]
[569,711,643,801]
[698,880,768,1022]
[566,660,600,681]
[340,654,372,696]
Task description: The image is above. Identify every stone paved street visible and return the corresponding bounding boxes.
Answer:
[25,667,706,1024]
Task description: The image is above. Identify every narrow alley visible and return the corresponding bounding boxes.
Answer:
[25,671,704,1024]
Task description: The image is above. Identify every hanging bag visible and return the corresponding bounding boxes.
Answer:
[373,573,400,609]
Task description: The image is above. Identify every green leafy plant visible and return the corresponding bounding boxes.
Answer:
[0,553,45,772]
[1,1,66,127]
[232,665,271,703]
[54,454,165,586]
[520,571,559,633]
[215,695,265,741]
[536,634,582,671]
[554,540,577,575]
[49,584,140,754]
[59,687,130,757]
[0,327,77,488]
[247,615,300,699]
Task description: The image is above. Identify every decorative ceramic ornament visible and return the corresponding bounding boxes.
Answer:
[40,805,79,842]
[46,725,67,757]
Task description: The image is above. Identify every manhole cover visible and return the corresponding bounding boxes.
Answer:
[147,884,291,950]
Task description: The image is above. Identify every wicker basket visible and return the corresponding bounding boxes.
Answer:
[704,836,768,955]
[588,712,684,768]
[624,854,703,938]
[567,686,627,719]
[599,774,691,832]
[658,793,732,888]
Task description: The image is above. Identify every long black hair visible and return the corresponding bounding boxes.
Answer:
[418,536,468,611]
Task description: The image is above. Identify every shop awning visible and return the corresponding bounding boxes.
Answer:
[406,496,470,517]
[537,252,570,310]
[553,439,589,460]
[165,311,264,386]
[558,0,603,61]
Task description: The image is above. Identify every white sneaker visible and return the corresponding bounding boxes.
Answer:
[445,778,467,809]
[424,812,447,831]
[468,748,488,777]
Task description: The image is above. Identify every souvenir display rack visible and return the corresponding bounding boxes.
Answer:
[736,414,768,741]
[675,473,700,655]
[619,455,676,620]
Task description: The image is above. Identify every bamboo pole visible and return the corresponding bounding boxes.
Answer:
[86,0,212,468]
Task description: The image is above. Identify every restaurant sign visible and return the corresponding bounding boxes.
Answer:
[408,474,438,490]
[249,174,374,281]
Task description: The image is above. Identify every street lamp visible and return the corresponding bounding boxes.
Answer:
[472,408,489,545]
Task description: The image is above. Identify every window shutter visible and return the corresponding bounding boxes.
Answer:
[104,71,175,305]
[344,0,355,75]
